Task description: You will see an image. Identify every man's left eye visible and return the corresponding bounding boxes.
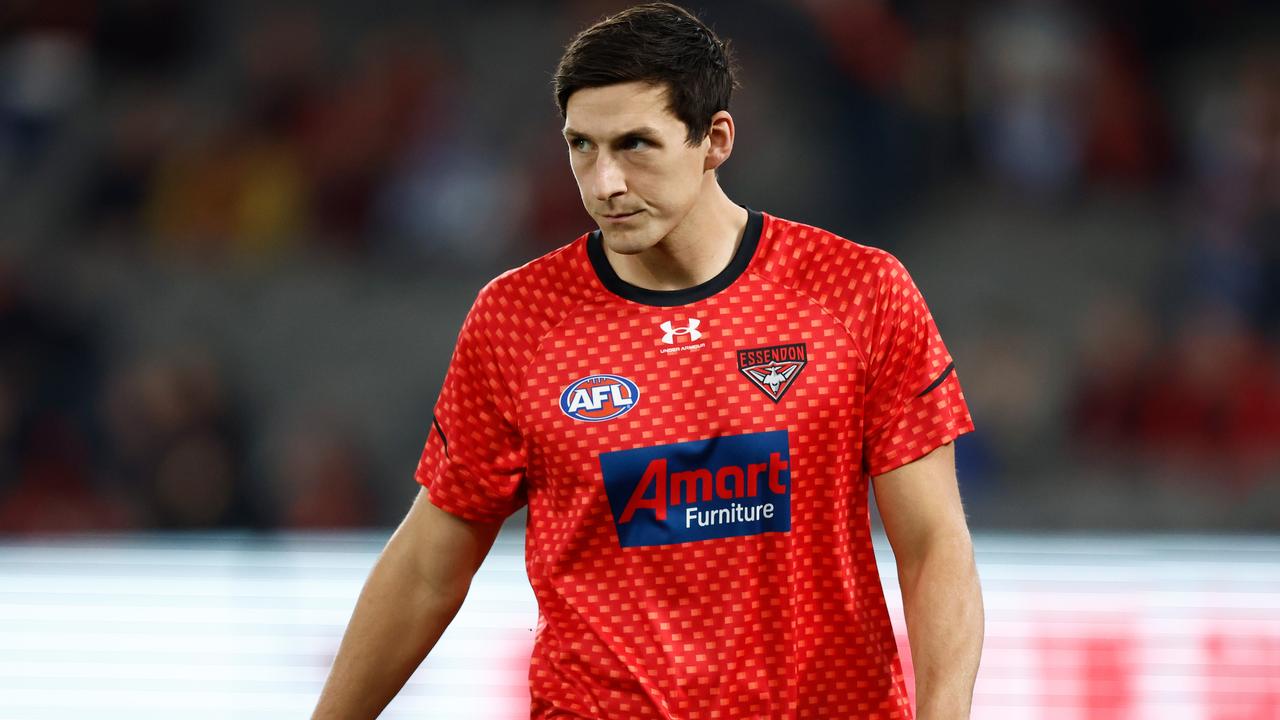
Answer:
[623,138,649,150]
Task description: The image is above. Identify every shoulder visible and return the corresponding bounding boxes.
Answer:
[472,233,603,314]
[754,212,914,315]
[478,235,591,302]
[463,233,604,350]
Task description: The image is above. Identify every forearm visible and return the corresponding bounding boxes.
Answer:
[311,534,470,719]
[897,533,984,720]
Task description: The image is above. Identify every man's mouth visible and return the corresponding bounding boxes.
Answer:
[602,210,641,220]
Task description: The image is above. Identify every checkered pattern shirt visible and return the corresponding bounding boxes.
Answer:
[417,210,973,719]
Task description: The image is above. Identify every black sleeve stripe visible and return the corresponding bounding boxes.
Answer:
[916,362,956,398]
[432,415,449,458]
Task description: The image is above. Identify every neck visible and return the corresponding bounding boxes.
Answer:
[604,181,748,292]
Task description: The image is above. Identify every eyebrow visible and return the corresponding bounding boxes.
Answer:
[562,126,663,142]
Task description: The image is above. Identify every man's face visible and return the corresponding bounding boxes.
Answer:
[563,81,710,254]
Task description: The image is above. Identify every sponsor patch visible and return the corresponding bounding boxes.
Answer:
[598,430,792,548]
[737,343,808,402]
[560,374,640,422]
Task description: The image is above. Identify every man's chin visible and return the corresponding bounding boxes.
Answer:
[599,228,657,256]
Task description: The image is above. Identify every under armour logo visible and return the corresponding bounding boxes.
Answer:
[660,319,702,344]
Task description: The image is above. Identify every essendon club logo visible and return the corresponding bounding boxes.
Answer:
[737,343,808,402]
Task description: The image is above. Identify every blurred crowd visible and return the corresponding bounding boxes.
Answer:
[0,263,379,531]
[1,0,1278,530]
[7,1,583,264]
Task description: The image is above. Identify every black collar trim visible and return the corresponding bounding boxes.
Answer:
[587,209,763,307]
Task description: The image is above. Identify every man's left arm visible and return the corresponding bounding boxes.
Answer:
[872,442,983,720]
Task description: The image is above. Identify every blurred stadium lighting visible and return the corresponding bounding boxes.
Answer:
[2,530,1277,718]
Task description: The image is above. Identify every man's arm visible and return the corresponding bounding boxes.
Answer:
[872,442,984,720]
[311,487,503,719]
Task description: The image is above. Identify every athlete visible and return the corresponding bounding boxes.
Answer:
[312,3,983,718]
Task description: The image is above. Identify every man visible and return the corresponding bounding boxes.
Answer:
[312,3,983,718]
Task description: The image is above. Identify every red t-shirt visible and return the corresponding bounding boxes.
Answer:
[416,210,973,719]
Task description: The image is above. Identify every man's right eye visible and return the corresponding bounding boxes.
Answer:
[570,138,592,152]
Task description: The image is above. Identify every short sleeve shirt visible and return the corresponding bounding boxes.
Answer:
[416,210,973,719]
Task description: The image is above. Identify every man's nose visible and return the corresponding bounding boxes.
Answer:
[592,152,626,201]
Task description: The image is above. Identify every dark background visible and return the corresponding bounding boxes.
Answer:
[2,0,1278,532]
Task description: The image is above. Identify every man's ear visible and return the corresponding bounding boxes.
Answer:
[703,110,735,172]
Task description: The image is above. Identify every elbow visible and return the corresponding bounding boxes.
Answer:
[380,537,475,617]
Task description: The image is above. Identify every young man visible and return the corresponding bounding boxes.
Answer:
[312,3,982,718]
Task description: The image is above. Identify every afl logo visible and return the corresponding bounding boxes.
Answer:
[560,374,640,423]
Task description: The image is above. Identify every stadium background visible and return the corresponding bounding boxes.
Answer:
[1,0,1277,717]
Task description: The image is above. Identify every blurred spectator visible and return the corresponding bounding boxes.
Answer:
[0,412,132,533]
[272,416,377,529]
[0,3,91,184]
[1134,302,1280,491]
[1080,30,1168,185]
[967,0,1092,194]
[102,349,268,529]
[523,142,593,252]
[1068,293,1157,461]
[0,262,126,532]
[798,0,912,96]
[1183,40,1280,333]
[302,28,444,254]
[145,117,308,262]
[374,138,532,264]
[959,318,1054,488]
[79,91,185,245]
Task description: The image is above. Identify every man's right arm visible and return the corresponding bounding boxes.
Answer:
[311,487,504,720]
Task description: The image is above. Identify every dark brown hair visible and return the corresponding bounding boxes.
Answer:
[553,2,738,145]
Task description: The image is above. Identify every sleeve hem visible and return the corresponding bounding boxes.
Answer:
[867,420,975,478]
[422,481,513,525]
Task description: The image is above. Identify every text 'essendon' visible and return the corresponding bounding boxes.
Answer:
[736,343,806,368]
